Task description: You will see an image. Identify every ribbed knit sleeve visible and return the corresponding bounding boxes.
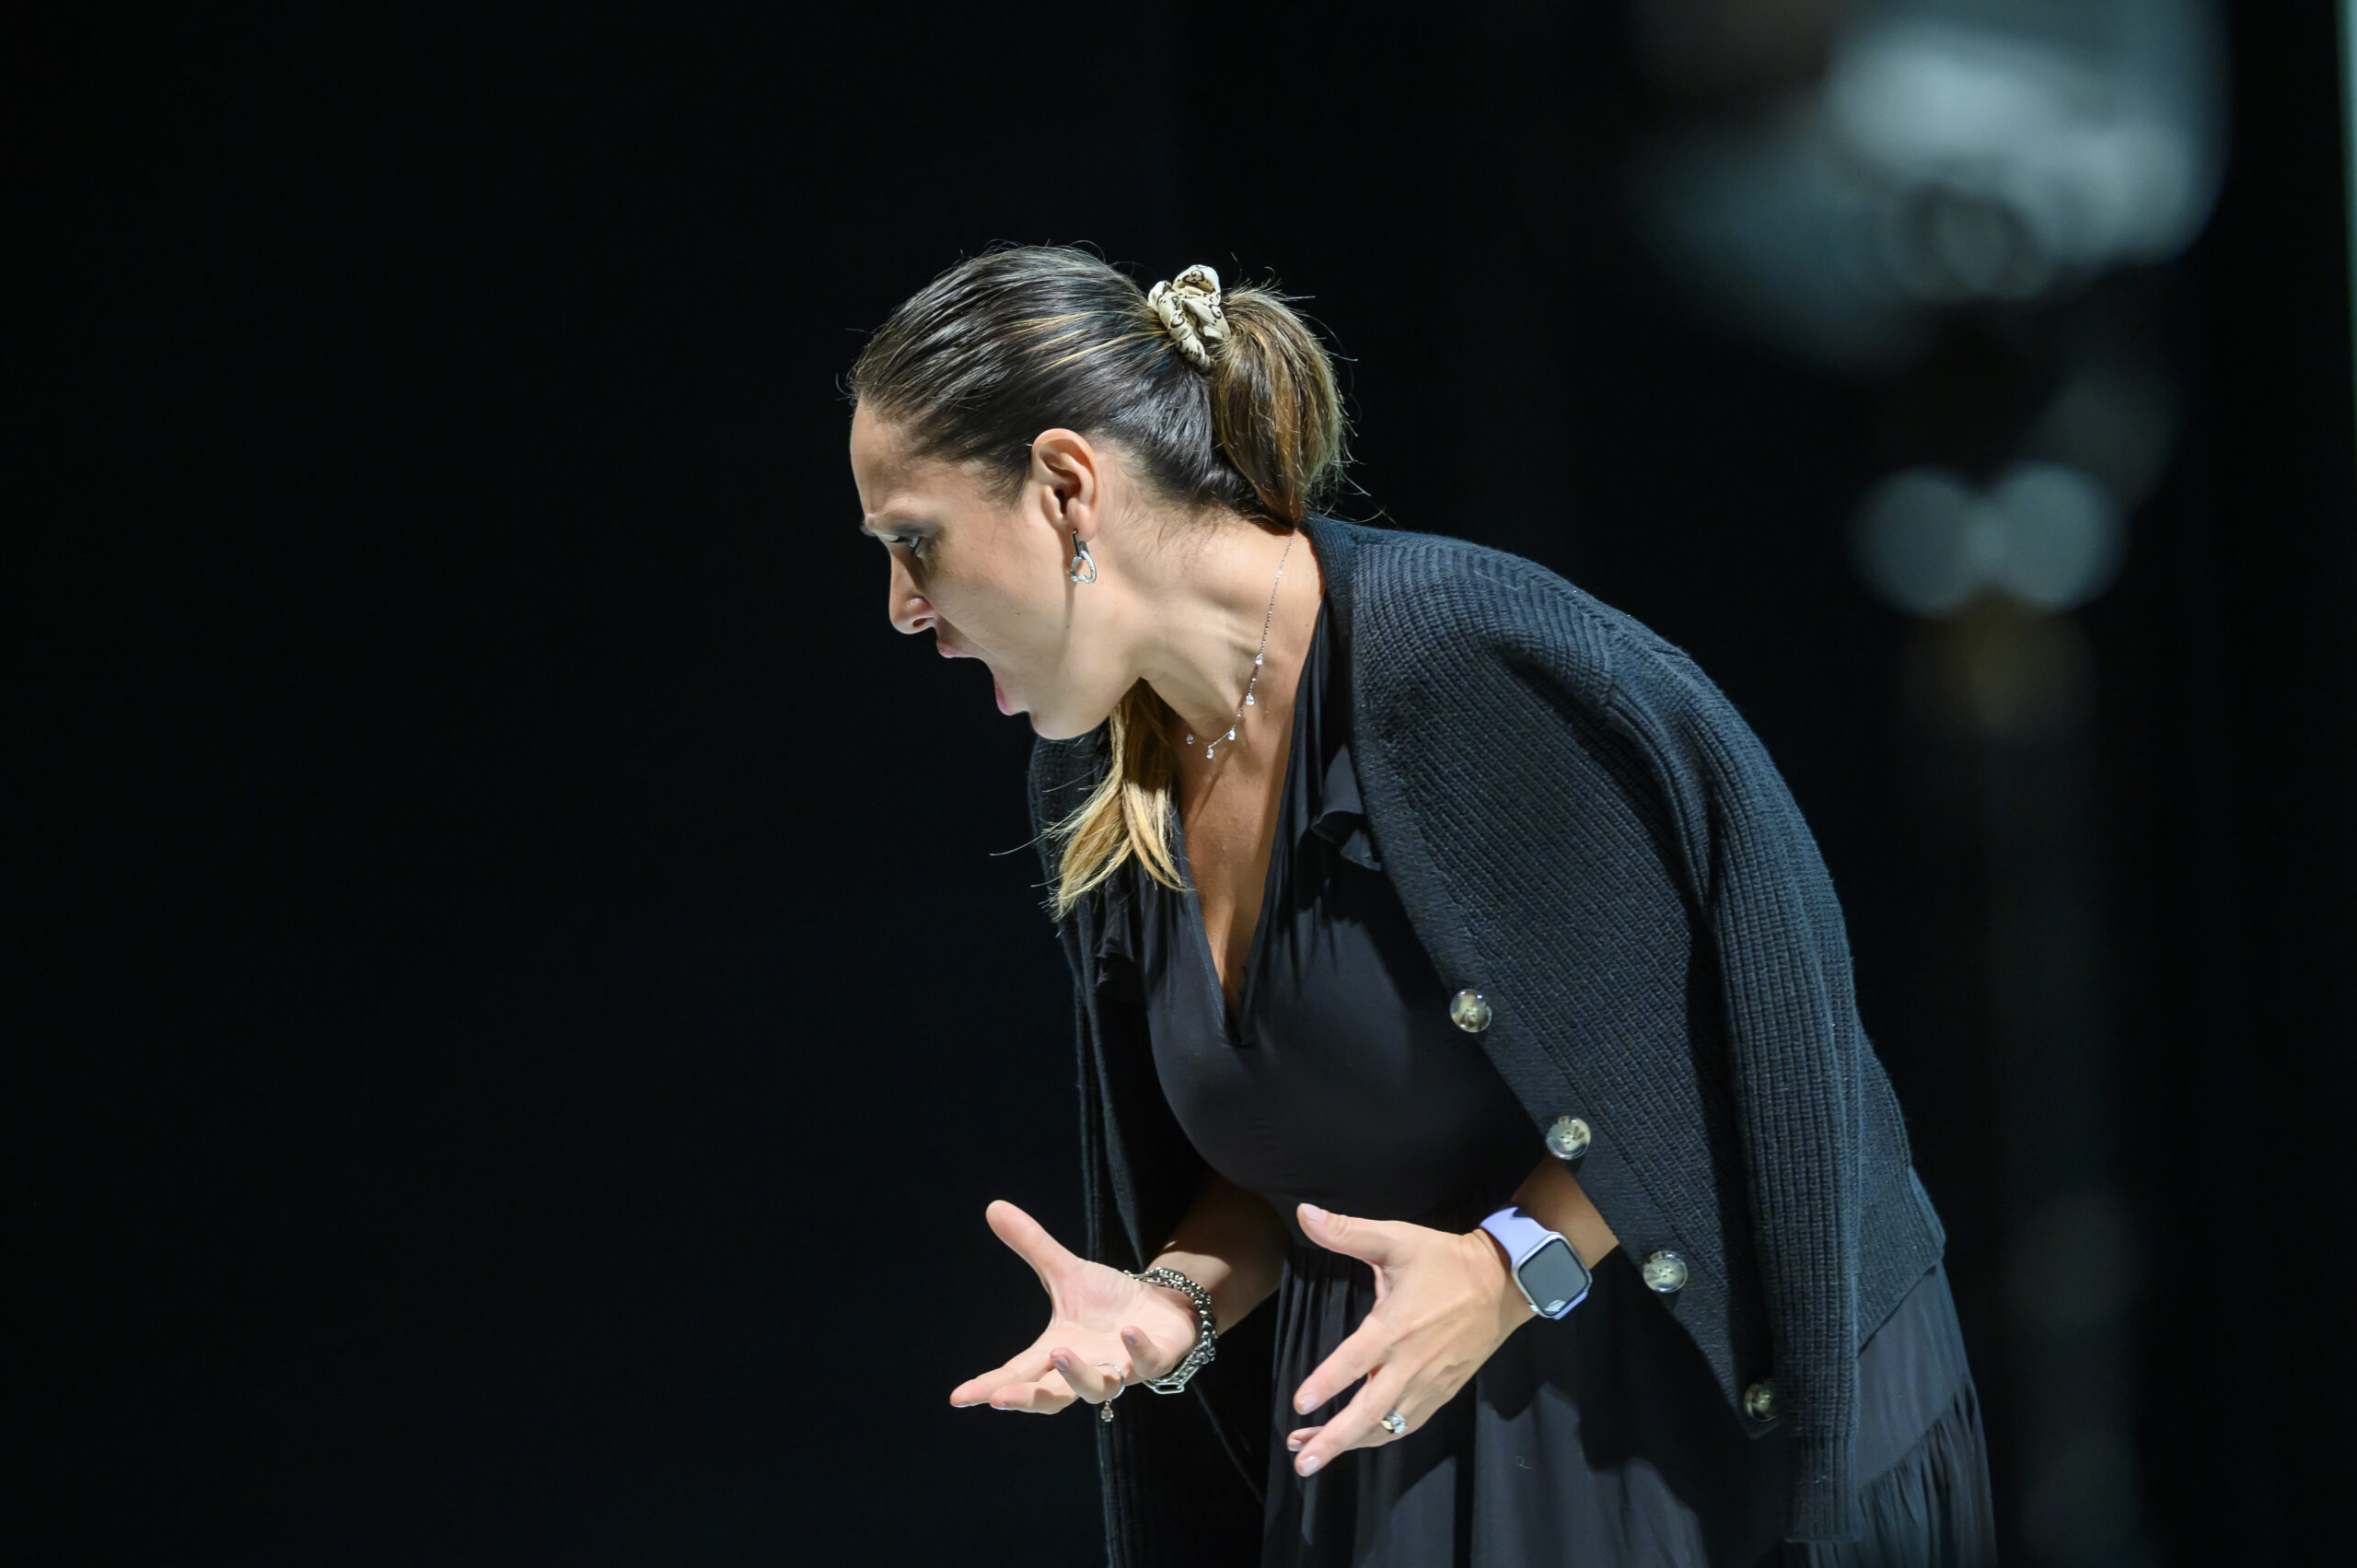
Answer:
[1598,634,1865,1540]
[1335,528,1879,1542]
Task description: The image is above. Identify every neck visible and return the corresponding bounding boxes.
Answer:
[1115,512,1321,746]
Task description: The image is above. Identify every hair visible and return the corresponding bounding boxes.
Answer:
[847,245,1350,919]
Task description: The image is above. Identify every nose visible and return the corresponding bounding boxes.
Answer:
[888,555,935,636]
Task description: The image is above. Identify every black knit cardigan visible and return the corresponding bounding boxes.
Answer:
[1026,516,1945,1562]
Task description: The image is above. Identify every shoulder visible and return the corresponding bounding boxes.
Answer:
[1325,518,1716,727]
[1329,521,1805,900]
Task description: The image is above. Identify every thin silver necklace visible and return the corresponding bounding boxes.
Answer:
[1186,531,1295,762]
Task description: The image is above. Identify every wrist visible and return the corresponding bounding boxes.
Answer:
[1147,1247,1261,1334]
[1137,1272,1205,1330]
[1477,1204,1594,1321]
[1466,1227,1534,1342]
[1126,1264,1220,1395]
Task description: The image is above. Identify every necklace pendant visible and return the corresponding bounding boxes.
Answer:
[1205,743,1216,760]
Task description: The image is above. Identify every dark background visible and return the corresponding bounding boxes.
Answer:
[13,5,2353,1563]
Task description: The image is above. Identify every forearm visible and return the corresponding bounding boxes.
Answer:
[1508,1155,1620,1267]
[1147,1170,1289,1333]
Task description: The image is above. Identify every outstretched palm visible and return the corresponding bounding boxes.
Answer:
[948,1200,1201,1414]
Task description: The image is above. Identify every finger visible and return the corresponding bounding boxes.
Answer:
[1120,1323,1177,1381]
[1284,1423,1325,1453]
[1046,1346,1125,1404]
[1297,1203,1405,1269]
[985,1200,1079,1287]
[1290,1316,1392,1416]
[1295,1368,1413,1475]
[985,1374,1078,1415]
[950,1345,1056,1407]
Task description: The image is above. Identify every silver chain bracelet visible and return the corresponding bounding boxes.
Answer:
[1126,1266,1218,1394]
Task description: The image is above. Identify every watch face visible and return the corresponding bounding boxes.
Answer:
[1519,1236,1592,1318]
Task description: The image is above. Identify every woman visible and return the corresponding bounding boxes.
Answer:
[848,247,1995,1567]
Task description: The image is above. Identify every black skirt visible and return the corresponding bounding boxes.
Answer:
[1266,1244,1994,1567]
[1111,600,1996,1565]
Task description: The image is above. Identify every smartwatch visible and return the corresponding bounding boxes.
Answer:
[1479,1205,1591,1319]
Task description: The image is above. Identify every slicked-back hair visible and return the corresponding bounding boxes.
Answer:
[849,246,1351,917]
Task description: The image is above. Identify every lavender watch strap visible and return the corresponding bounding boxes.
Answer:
[1480,1204,1588,1319]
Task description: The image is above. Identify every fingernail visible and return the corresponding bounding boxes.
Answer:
[1301,1203,1326,1223]
[1297,1454,1322,1476]
[1285,1435,1303,1452]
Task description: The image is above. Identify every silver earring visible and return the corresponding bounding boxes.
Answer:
[1068,536,1098,585]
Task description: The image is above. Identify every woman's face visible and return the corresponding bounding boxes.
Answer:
[849,401,1138,739]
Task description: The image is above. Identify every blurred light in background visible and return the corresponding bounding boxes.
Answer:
[1624,4,2227,1562]
[1900,608,2096,742]
[1852,460,2124,616]
[1829,17,2215,303]
[1633,0,2225,371]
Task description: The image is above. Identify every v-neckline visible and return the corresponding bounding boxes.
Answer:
[1171,601,1325,1042]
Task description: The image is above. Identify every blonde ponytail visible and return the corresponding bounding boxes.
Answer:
[1047,682,1185,916]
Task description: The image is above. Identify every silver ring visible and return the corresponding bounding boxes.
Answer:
[1379,1409,1408,1437]
[1094,1361,1127,1423]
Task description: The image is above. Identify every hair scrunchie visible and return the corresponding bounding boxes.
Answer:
[1146,264,1229,371]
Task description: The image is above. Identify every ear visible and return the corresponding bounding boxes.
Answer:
[1026,428,1106,544]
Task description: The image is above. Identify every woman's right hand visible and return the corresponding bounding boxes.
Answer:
[948,1200,1203,1415]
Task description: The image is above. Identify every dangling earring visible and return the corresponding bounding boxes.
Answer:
[1068,535,1098,585]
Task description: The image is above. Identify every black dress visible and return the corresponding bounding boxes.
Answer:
[1100,602,1997,1567]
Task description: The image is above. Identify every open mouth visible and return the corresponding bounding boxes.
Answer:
[935,633,1017,717]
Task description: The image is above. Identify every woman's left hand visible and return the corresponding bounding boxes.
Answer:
[1283,1202,1532,1476]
